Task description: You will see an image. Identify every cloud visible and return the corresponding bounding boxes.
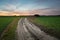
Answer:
[31,8,60,15]
[0,4,17,11]
[0,3,36,11]
[14,3,37,11]
[45,8,60,15]
[5,4,16,11]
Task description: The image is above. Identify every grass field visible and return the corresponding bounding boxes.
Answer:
[0,16,60,39]
[29,16,60,39]
[0,16,20,40]
[0,16,15,34]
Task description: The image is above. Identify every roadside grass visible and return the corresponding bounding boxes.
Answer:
[0,16,15,35]
[29,16,60,39]
[0,16,20,40]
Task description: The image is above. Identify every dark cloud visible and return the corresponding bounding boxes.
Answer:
[35,0,60,8]
[43,8,60,15]
[32,8,60,15]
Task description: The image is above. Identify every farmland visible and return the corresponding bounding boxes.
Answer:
[29,16,60,39]
[0,16,20,40]
[0,16,15,34]
[0,16,60,40]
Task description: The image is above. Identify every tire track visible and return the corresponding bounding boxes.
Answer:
[17,18,36,40]
[17,18,59,40]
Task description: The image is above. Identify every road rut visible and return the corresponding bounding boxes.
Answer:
[17,18,59,40]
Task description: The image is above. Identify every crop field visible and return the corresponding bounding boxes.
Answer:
[0,16,15,34]
[0,16,20,40]
[29,16,60,39]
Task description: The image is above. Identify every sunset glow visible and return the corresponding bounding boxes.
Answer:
[0,0,60,16]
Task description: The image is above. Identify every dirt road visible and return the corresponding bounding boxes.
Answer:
[17,18,59,40]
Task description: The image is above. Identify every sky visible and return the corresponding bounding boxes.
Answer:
[0,0,60,15]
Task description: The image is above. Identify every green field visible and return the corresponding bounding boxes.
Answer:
[29,16,60,39]
[0,16,20,40]
[0,16,60,39]
[0,17,15,34]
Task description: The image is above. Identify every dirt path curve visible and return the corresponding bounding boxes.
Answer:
[17,18,59,40]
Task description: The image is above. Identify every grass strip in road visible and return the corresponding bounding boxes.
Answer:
[1,17,20,40]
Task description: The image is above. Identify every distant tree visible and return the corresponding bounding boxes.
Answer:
[34,14,40,17]
[57,15,60,16]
